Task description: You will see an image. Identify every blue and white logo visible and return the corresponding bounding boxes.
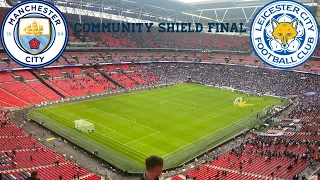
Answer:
[1,0,68,68]
[250,0,318,69]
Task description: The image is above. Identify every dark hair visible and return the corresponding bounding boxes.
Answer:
[145,155,163,171]
[31,171,38,177]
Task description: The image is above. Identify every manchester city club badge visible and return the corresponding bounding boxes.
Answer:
[1,0,69,68]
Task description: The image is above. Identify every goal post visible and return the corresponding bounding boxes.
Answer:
[74,119,94,133]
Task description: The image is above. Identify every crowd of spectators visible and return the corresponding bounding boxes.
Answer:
[289,95,320,119]
[1,55,320,179]
[143,63,320,96]
[145,62,320,179]
[167,111,320,179]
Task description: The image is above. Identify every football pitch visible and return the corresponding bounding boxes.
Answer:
[29,83,284,172]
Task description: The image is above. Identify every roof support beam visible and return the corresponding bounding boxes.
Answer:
[198,2,317,11]
[198,11,203,23]
[241,8,248,22]
[221,9,228,22]
[214,10,219,23]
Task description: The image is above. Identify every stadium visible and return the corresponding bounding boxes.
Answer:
[0,0,319,179]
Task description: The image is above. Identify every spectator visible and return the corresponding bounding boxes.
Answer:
[141,155,163,180]
[26,171,39,180]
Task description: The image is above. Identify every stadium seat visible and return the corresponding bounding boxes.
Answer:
[50,79,89,96]
[27,81,62,101]
[0,88,28,107]
[0,82,47,104]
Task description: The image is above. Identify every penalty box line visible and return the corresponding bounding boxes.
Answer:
[48,109,117,134]
[139,94,239,121]
[90,108,162,146]
[90,108,160,133]
[124,131,160,146]
[59,108,160,145]
[44,109,150,157]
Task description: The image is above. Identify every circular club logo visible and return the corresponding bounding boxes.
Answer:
[250,0,318,69]
[1,0,68,68]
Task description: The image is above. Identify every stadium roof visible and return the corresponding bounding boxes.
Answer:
[143,0,317,24]
[1,0,317,32]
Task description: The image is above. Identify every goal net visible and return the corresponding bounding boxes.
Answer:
[74,119,94,133]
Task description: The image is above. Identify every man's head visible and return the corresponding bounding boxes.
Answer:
[31,171,38,178]
[145,155,163,176]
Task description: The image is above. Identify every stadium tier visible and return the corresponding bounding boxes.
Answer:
[0,110,101,179]
[0,62,316,178]
[1,51,320,72]
[0,63,318,108]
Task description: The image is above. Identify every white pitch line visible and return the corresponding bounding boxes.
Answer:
[102,131,116,136]
[163,100,281,158]
[45,109,74,121]
[95,131,150,157]
[139,94,239,120]
[45,109,148,157]
[91,108,159,133]
[124,131,160,145]
[114,114,137,123]
[83,119,117,133]
[46,109,117,134]
[159,100,196,109]
[162,113,255,158]
[43,87,282,160]
[58,110,88,117]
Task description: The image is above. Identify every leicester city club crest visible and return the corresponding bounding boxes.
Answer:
[250,0,318,69]
[1,0,68,68]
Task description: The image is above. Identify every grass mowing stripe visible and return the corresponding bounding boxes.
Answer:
[31,83,285,172]
[124,131,160,145]
[138,94,240,120]
[45,108,150,157]
[162,107,263,158]
[91,108,159,133]
[31,110,148,170]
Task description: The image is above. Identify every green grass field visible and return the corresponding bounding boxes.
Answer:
[29,83,283,172]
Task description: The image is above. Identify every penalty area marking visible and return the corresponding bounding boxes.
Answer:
[159,100,197,110]
[141,94,238,120]
[82,118,117,134]
[124,131,160,145]
[46,109,117,134]
[102,131,117,136]
[94,132,150,157]
[113,114,137,123]
[47,109,150,157]
[90,108,159,133]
